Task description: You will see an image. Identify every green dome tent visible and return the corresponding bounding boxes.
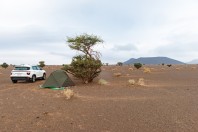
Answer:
[41,70,75,89]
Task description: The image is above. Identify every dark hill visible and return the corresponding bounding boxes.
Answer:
[124,57,185,65]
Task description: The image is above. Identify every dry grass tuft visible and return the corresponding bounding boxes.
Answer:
[176,67,181,70]
[137,78,145,86]
[128,68,133,71]
[192,67,196,70]
[113,72,122,77]
[98,79,109,85]
[63,89,75,100]
[143,68,151,73]
[161,68,165,70]
[112,68,117,71]
[128,79,136,85]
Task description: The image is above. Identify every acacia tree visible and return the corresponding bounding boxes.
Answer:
[1,62,9,69]
[62,34,103,83]
[38,61,45,68]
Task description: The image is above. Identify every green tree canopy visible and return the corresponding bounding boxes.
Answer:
[63,33,103,83]
[67,34,103,59]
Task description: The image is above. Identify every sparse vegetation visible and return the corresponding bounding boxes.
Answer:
[112,68,117,71]
[128,68,133,71]
[63,89,75,100]
[167,64,172,67]
[98,79,109,85]
[1,62,9,69]
[128,79,135,85]
[143,67,151,73]
[137,78,145,86]
[134,63,142,69]
[38,61,45,68]
[176,67,181,70]
[128,78,145,86]
[117,62,123,66]
[62,34,103,83]
[191,67,196,70]
[113,72,122,77]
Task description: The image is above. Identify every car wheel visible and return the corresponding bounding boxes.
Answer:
[32,75,36,83]
[42,73,46,80]
[12,80,17,83]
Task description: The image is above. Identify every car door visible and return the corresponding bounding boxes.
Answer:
[36,66,43,77]
[32,66,39,77]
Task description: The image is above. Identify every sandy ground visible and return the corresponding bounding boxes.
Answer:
[1,65,198,132]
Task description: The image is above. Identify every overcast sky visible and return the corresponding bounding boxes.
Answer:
[1,0,198,65]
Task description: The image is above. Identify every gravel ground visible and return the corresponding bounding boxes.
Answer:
[1,65,198,132]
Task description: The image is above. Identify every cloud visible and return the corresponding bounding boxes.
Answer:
[1,0,198,64]
[113,44,138,51]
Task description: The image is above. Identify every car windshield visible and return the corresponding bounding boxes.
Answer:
[14,67,30,70]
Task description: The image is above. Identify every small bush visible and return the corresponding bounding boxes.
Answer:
[167,64,172,67]
[176,67,180,70]
[98,79,109,85]
[128,79,135,85]
[117,62,123,66]
[134,63,142,69]
[137,78,145,86]
[1,62,9,69]
[63,89,75,100]
[128,68,133,71]
[192,67,196,70]
[113,72,122,77]
[162,63,165,66]
[112,68,117,71]
[143,67,151,73]
[62,56,102,83]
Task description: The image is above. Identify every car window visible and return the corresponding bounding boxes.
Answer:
[36,66,42,70]
[14,67,30,70]
[32,66,38,70]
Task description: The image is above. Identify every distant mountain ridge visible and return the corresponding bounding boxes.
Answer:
[124,57,185,65]
[187,59,198,64]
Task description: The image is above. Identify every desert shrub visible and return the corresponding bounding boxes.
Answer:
[143,67,151,73]
[167,64,172,67]
[38,61,45,68]
[162,63,165,66]
[176,67,180,70]
[128,68,133,71]
[134,63,142,69]
[98,79,109,85]
[117,62,123,66]
[137,78,145,86]
[1,62,9,69]
[62,56,102,83]
[191,67,196,70]
[63,89,75,100]
[113,72,122,77]
[112,68,117,71]
[128,79,135,85]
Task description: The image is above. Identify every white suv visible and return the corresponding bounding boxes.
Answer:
[10,64,46,83]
